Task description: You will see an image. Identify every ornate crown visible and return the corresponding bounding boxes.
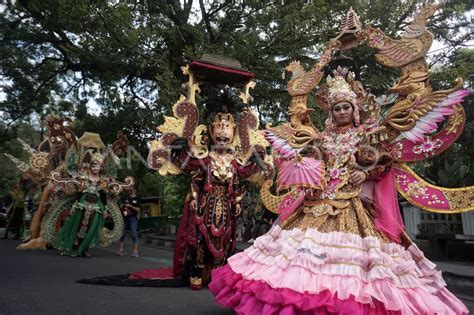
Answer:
[91,152,104,164]
[327,67,357,107]
[210,112,236,141]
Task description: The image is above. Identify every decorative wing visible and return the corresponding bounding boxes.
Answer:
[41,196,77,247]
[265,122,320,154]
[260,179,292,214]
[236,107,269,161]
[385,84,469,142]
[394,164,474,213]
[263,127,302,159]
[4,153,29,172]
[390,104,466,162]
[366,27,433,68]
[147,66,204,176]
[365,4,441,68]
[147,98,204,175]
[99,200,124,247]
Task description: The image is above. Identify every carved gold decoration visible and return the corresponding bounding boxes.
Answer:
[445,190,474,211]
[210,152,234,181]
[239,81,256,104]
[215,198,224,226]
[29,152,50,174]
[266,123,319,149]
[190,277,202,286]
[190,125,209,159]
[236,108,269,162]
[303,203,341,217]
[363,4,466,143]
[260,179,292,214]
[445,104,464,135]
[267,40,341,152]
[158,113,186,136]
[181,65,200,105]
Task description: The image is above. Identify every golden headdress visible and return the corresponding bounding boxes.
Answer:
[91,152,105,164]
[326,67,360,127]
[210,112,236,142]
[327,67,358,107]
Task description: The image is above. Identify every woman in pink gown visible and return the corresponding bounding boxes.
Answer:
[209,70,468,314]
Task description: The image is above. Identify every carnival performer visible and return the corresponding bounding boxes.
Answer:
[209,5,471,313]
[57,152,109,257]
[209,68,469,315]
[169,93,263,289]
[41,132,133,258]
[2,182,27,240]
[12,116,77,250]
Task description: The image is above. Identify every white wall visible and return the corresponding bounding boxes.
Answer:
[462,212,474,236]
[402,205,421,239]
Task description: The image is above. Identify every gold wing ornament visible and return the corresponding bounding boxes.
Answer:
[260,179,292,214]
[147,65,205,176]
[365,3,469,144]
[259,39,344,212]
[364,4,474,213]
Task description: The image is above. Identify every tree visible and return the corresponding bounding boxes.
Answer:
[1,0,472,207]
[417,48,474,187]
[1,1,471,132]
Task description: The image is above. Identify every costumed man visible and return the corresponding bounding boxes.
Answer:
[168,91,265,289]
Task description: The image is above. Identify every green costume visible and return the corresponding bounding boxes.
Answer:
[58,184,106,256]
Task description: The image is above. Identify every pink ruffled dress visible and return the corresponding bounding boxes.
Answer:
[209,126,468,314]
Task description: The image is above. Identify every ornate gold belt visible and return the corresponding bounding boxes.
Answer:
[211,185,226,197]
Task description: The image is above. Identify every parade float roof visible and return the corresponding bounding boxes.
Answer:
[77,132,106,149]
[189,54,254,85]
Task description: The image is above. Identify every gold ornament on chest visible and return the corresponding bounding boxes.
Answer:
[210,152,234,181]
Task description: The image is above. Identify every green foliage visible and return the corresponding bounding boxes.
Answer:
[0,0,472,204]
[431,48,474,90]
[2,0,471,130]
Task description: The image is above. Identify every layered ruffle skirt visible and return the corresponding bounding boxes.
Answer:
[209,226,468,314]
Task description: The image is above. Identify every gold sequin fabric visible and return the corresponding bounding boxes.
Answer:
[282,125,391,242]
[282,194,390,242]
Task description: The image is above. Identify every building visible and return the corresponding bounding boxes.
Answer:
[403,201,474,260]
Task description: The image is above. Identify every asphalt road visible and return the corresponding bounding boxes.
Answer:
[0,239,232,315]
[1,235,473,314]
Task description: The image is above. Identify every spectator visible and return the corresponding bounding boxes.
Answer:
[117,188,141,257]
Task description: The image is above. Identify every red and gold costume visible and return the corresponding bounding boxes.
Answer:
[171,114,263,288]
[146,56,272,289]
